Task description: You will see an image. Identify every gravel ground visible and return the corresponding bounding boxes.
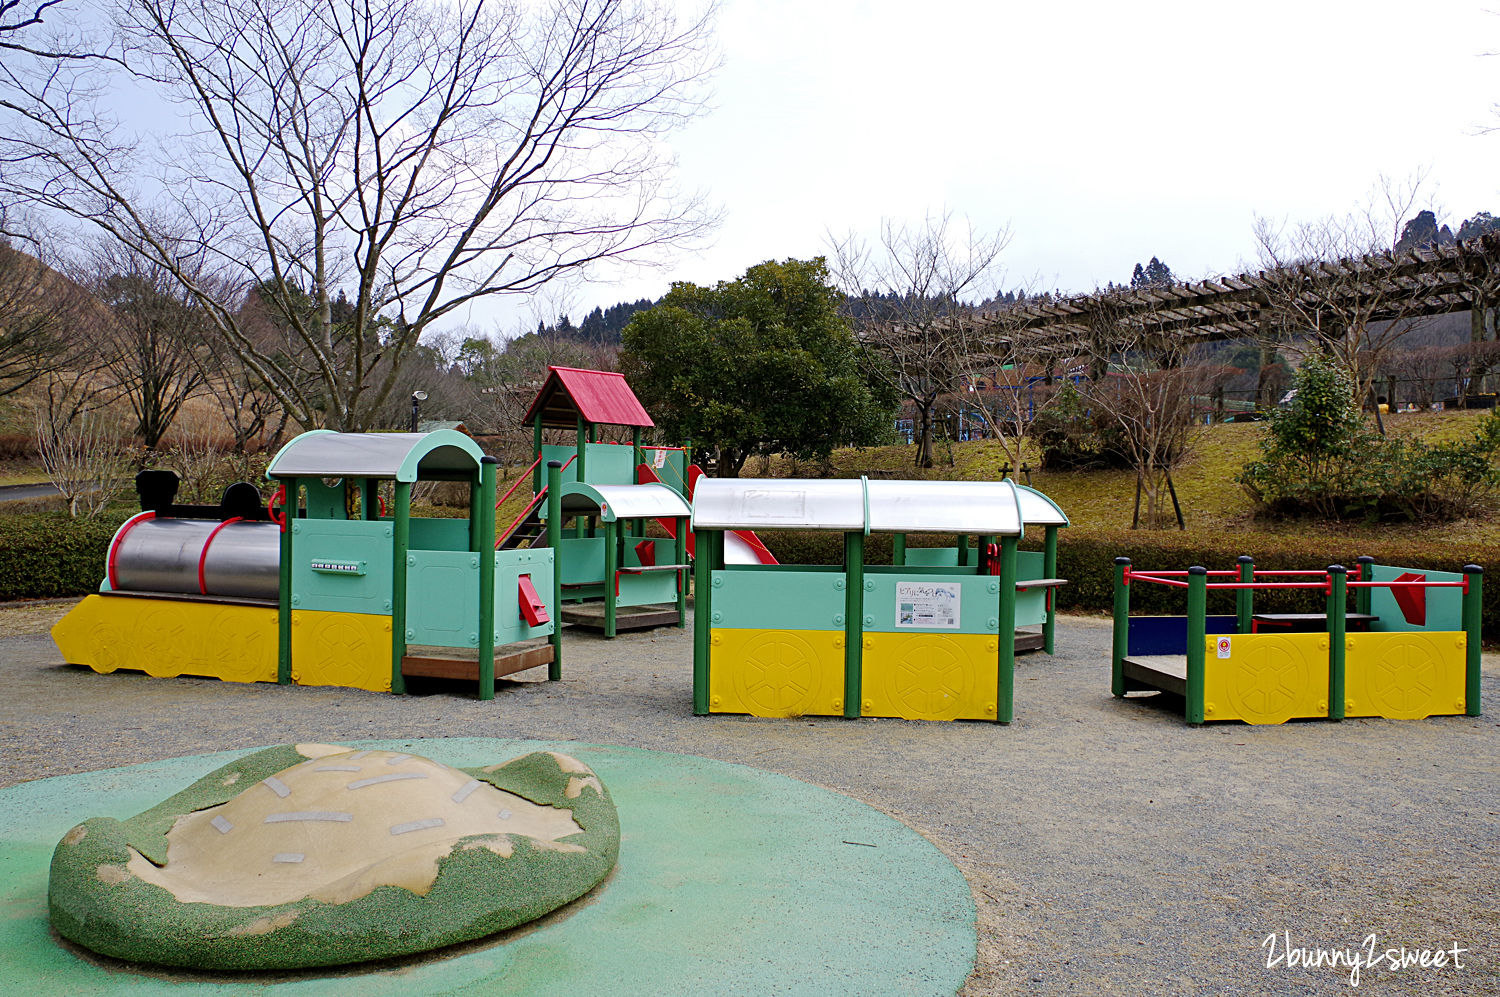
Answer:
[2,600,1497,996]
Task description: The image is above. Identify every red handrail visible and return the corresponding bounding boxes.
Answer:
[495,455,543,509]
[494,455,576,549]
[1348,579,1466,588]
[1205,582,1330,590]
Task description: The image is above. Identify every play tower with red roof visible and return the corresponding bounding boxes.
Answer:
[498,367,774,644]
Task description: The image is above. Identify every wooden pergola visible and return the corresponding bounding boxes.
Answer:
[958,231,1500,360]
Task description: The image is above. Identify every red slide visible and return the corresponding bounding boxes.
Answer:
[636,463,777,565]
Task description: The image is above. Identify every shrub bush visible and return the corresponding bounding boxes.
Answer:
[762,525,1498,640]
[0,511,128,600]
[0,434,38,460]
[1239,356,1500,521]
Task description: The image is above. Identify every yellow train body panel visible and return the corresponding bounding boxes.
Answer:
[1202,633,1329,725]
[1344,631,1467,720]
[862,633,1000,722]
[51,594,277,684]
[708,628,845,717]
[289,610,393,693]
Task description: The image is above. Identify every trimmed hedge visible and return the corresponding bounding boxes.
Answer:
[758,528,1499,642]
[0,512,126,600]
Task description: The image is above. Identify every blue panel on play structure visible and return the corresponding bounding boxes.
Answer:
[1127,615,1237,656]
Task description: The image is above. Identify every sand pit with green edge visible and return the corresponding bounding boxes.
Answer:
[1,738,976,996]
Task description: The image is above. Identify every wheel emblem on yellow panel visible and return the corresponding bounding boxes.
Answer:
[1365,636,1440,719]
[208,610,270,683]
[735,631,823,717]
[1225,641,1306,724]
[85,621,128,674]
[887,636,971,721]
[137,606,192,678]
[312,616,373,688]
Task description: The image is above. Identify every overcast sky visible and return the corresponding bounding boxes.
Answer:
[510,0,1498,335]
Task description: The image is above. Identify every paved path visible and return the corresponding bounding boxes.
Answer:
[0,482,59,502]
[1,606,1496,995]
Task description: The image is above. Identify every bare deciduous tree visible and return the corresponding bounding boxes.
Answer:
[1251,175,1433,407]
[830,211,1010,468]
[1080,291,1232,529]
[72,241,210,449]
[2,0,717,432]
[34,406,132,517]
[0,229,99,395]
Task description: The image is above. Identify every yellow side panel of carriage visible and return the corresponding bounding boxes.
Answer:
[289,610,393,693]
[1344,632,1467,719]
[862,632,1000,721]
[1201,633,1329,725]
[708,628,845,717]
[51,594,277,684]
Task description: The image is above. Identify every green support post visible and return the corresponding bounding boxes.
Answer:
[1186,566,1207,724]
[391,481,411,695]
[1111,557,1130,697]
[958,535,970,566]
[997,535,1018,724]
[477,458,498,701]
[1236,555,1254,634]
[692,528,717,715]
[892,533,907,567]
[532,420,544,493]
[277,478,296,685]
[1354,555,1375,617]
[844,531,864,718]
[683,439,692,470]
[1326,565,1347,721]
[575,414,588,478]
[546,461,563,680]
[574,417,588,539]
[632,427,643,473]
[604,519,618,638]
[364,479,380,520]
[1043,526,1059,654]
[674,516,688,627]
[1463,565,1483,716]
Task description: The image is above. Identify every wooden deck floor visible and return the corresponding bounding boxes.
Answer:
[559,602,681,632]
[402,639,553,683]
[1121,655,1187,696]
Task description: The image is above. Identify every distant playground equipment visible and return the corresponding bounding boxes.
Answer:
[496,366,775,637]
[52,430,556,698]
[690,477,1070,723]
[1112,555,1483,724]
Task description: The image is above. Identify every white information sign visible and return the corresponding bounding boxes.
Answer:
[895,581,961,630]
[653,449,667,469]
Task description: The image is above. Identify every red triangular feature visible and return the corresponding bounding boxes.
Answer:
[518,574,550,626]
[1390,572,1426,626]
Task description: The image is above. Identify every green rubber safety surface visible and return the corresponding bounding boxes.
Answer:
[0,739,976,996]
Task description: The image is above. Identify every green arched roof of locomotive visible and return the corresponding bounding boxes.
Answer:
[267,430,484,483]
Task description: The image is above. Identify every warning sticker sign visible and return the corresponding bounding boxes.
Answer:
[1216,636,1232,658]
[896,581,961,630]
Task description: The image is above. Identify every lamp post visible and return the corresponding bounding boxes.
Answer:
[410,389,427,433]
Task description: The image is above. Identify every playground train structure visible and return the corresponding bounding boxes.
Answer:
[48,366,1485,726]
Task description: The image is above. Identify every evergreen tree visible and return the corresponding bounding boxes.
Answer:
[1144,257,1174,287]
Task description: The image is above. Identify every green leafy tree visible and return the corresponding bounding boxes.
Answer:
[621,258,896,476]
[1239,354,1500,520]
